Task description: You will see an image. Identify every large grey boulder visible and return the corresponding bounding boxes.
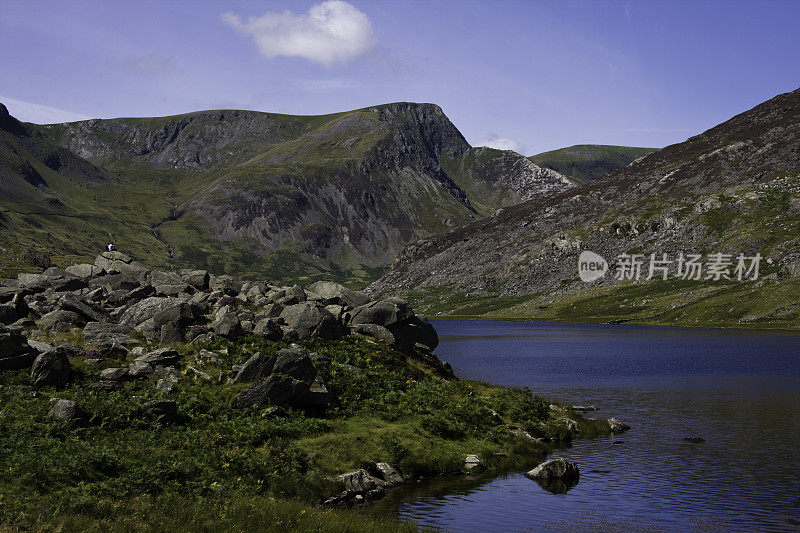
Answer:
[608,418,631,433]
[181,269,210,291]
[65,263,102,278]
[212,315,244,338]
[349,298,414,328]
[253,318,283,340]
[58,293,108,323]
[307,281,370,308]
[135,348,181,366]
[94,252,149,278]
[83,322,136,348]
[233,374,311,409]
[389,316,438,351]
[353,323,396,343]
[526,458,580,482]
[273,348,318,382]
[279,302,343,340]
[0,327,37,370]
[0,304,17,325]
[120,297,183,327]
[37,310,86,332]
[232,352,276,384]
[31,349,72,388]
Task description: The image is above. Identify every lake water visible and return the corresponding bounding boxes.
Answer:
[375,320,800,532]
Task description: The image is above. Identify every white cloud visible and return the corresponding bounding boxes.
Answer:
[0,95,90,124]
[222,1,377,67]
[477,134,523,153]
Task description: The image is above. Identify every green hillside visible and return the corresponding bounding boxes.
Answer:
[528,144,657,184]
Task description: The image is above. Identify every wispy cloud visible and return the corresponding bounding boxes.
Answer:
[222,1,377,67]
[476,134,523,153]
[0,95,90,124]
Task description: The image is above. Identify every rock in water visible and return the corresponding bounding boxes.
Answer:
[526,458,580,494]
[608,417,631,433]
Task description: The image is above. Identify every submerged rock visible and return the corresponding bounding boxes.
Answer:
[526,458,580,494]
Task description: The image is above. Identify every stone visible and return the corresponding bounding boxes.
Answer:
[353,323,396,343]
[389,316,438,351]
[31,349,72,388]
[608,418,631,433]
[212,315,244,338]
[261,406,288,418]
[0,327,37,370]
[0,304,17,325]
[375,463,404,486]
[57,293,108,323]
[253,318,283,340]
[338,470,382,493]
[233,374,311,409]
[348,298,414,328]
[65,263,102,278]
[272,348,317,382]
[160,322,183,345]
[90,274,140,292]
[525,458,580,482]
[128,360,154,378]
[279,302,343,340]
[181,269,210,290]
[156,376,178,394]
[99,367,129,381]
[49,399,85,422]
[464,454,485,472]
[94,252,149,277]
[186,365,212,381]
[305,375,331,409]
[120,297,183,327]
[135,348,181,366]
[37,310,85,332]
[209,275,242,295]
[83,322,135,348]
[307,281,370,308]
[232,352,276,384]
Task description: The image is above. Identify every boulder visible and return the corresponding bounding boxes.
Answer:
[181,269,210,290]
[120,297,183,327]
[94,252,149,277]
[0,304,18,325]
[0,327,37,370]
[209,275,242,295]
[233,374,311,409]
[279,302,343,340]
[307,281,370,308]
[338,470,382,493]
[135,348,181,366]
[305,375,331,409]
[58,293,108,323]
[128,360,154,378]
[525,458,580,494]
[349,298,414,328]
[65,263,102,278]
[272,348,318,382]
[37,310,85,332]
[99,367,129,381]
[389,316,438,351]
[31,349,72,388]
[525,458,580,482]
[212,315,244,338]
[49,399,85,423]
[375,463,404,486]
[83,322,135,348]
[608,418,631,433]
[232,352,276,384]
[90,274,140,292]
[253,318,283,340]
[353,323,396,343]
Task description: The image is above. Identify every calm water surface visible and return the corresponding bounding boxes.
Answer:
[375,320,800,532]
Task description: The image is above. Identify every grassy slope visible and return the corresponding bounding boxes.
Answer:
[0,334,608,532]
[529,145,657,184]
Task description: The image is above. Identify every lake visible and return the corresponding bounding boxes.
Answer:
[374,320,800,532]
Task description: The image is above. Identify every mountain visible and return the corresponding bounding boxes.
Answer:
[529,144,657,184]
[0,102,573,283]
[372,88,800,329]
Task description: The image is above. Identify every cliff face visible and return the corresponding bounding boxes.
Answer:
[372,88,800,328]
[1,102,570,282]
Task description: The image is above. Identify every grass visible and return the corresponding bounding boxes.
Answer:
[0,333,609,531]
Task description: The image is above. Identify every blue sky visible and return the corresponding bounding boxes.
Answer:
[1,0,799,154]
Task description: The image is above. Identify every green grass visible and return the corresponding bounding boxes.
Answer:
[0,333,608,531]
[528,144,657,184]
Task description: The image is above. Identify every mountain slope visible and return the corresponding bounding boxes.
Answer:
[372,88,800,328]
[1,102,572,282]
[529,144,657,184]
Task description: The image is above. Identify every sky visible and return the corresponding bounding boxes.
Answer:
[1,0,799,155]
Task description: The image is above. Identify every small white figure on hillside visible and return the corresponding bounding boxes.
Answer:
[107,243,114,252]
